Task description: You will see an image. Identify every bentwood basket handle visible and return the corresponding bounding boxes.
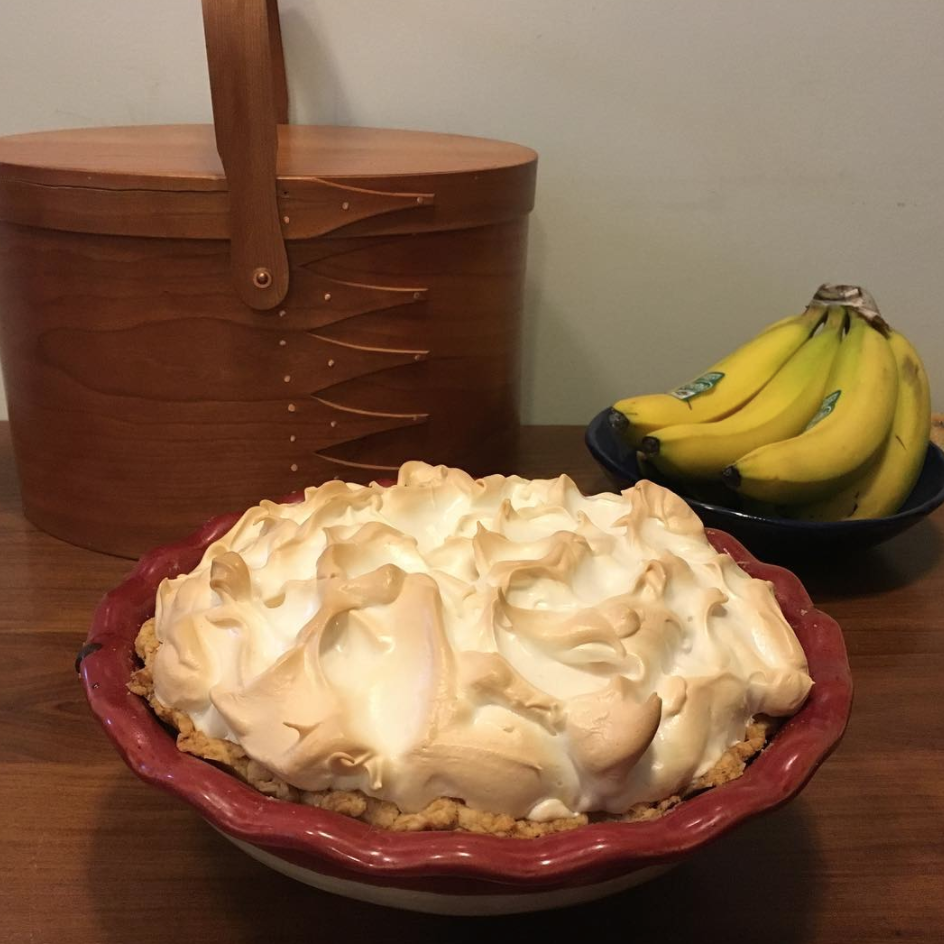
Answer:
[202,0,290,310]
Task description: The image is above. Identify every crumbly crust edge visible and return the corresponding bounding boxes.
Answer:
[129,618,774,839]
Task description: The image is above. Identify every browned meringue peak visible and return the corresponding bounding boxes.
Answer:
[151,462,812,820]
[565,683,663,780]
[457,651,563,733]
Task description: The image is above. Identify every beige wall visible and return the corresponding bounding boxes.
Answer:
[1,0,942,424]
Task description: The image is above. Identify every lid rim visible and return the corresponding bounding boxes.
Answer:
[0,124,538,193]
[0,161,536,240]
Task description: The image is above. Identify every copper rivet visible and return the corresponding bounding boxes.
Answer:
[324,292,332,302]
[414,354,423,361]
[283,215,290,224]
[330,420,337,428]
[341,201,350,210]
[413,291,422,300]
[327,359,335,367]
[416,196,424,205]
[283,375,291,383]
[290,463,298,472]
[252,268,272,288]
[288,403,296,412]
[289,434,296,443]
[278,309,286,317]
[279,339,287,346]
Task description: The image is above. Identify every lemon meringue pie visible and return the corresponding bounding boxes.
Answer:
[130,462,812,836]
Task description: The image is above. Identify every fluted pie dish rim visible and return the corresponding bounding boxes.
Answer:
[79,485,852,892]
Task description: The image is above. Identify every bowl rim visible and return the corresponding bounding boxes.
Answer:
[585,407,944,532]
[80,492,853,889]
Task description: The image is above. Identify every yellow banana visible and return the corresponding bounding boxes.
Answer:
[639,306,845,480]
[792,328,931,520]
[612,305,824,446]
[722,311,898,504]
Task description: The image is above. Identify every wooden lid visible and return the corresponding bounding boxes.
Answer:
[0,2,536,309]
[0,124,536,191]
[0,124,537,240]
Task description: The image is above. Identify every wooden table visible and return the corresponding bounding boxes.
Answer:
[2,422,942,943]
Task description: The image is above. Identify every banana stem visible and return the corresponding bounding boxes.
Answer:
[811,284,891,336]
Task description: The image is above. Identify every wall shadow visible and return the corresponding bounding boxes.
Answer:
[278,5,349,125]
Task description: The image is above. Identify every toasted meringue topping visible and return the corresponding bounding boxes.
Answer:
[151,462,812,820]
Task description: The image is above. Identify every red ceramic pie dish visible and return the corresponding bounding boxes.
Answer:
[79,498,853,914]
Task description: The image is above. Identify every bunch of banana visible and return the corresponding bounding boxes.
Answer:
[787,324,931,520]
[610,285,932,520]
[612,304,824,445]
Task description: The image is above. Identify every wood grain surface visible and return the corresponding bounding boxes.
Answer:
[0,71,537,560]
[0,124,538,190]
[202,0,290,309]
[2,421,942,944]
[265,0,289,127]
[0,216,527,557]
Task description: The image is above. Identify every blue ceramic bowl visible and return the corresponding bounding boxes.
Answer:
[585,408,944,556]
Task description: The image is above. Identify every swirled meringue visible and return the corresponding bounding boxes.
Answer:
[150,462,811,820]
